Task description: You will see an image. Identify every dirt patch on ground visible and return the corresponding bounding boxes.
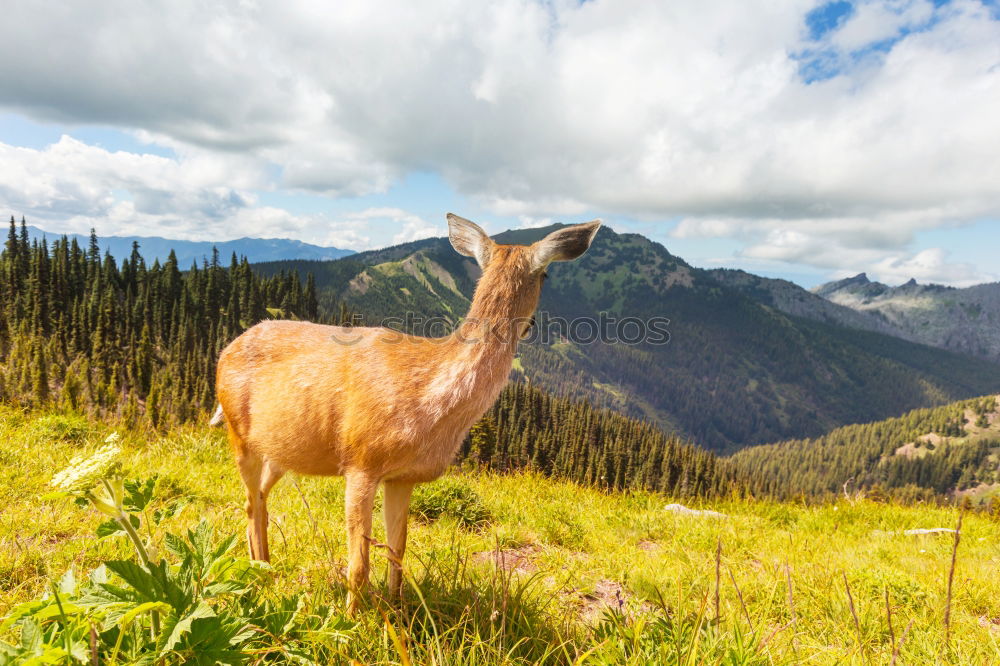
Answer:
[895,432,944,458]
[954,482,1000,501]
[979,616,1000,633]
[575,579,657,623]
[962,402,1000,435]
[918,432,944,446]
[579,579,629,623]
[472,544,540,574]
[637,540,660,552]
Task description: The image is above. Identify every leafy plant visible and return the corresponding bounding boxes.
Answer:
[1,436,357,664]
[410,476,492,528]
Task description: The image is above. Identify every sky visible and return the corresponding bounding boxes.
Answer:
[1,0,999,289]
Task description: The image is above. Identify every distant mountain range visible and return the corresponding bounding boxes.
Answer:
[254,226,1000,453]
[811,273,1000,362]
[24,225,355,267]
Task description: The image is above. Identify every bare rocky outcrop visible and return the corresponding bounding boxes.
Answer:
[664,503,728,518]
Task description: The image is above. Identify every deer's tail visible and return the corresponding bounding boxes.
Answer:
[209,404,226,427]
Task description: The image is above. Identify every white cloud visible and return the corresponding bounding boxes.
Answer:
[865,247,993,286]
[341,208,444,246]
[517,215,554,229]
[0,0,998,277]
[0,135,389,248]
[677,216,994,286]
[832,0,935,52]
[0,135,263,233]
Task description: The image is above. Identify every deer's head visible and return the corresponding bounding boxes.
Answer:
[448,213,601,341]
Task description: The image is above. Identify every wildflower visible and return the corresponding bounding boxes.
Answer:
[49,434,122,495]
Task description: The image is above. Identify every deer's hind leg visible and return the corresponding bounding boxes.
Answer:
[235,449,265,560]
[255,459,285,561]
[231,429,286,562]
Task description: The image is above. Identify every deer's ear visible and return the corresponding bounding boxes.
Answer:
[531,220,602,270]
[447,213,493,269]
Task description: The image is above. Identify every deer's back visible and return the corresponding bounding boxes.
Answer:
[215,320,488,480]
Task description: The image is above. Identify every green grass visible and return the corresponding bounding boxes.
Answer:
[2,405,999,663]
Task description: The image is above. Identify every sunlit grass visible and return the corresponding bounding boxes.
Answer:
[2,404,999,663]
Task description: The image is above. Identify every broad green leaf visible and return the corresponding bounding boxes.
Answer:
[89,564,107,585]
[161,602,216,654]
[164,532,191,560]
[203,581,248,597]
[57,568,75,596]
[0,601,50,633]
[104,561,159,600]
[19,618,42,654]
[96,519,125,538]
[115,601,172,629]
[124,477,156,512]
[31,603,85,622]
[81,583,142,605]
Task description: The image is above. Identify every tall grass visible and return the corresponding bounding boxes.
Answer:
[1,405,999,663]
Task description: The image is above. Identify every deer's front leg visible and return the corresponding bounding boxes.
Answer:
[383,480,415,597]
[344,470,378,615]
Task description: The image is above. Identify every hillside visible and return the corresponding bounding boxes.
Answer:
[21,221,354,267]
[3,407,998,663]
[256,225,1000,452]
[707,268,916,341]
[813,272,1000,362]
[729,394,1000,500]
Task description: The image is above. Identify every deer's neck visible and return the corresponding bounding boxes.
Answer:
[458,281,525,353]
[422,287,522,420]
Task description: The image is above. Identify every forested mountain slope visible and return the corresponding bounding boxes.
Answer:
[472,379,749,496]
[707,268,916,340]
[730,394,1000,500]
[256,225,1000,452]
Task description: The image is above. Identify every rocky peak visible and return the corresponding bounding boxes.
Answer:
[812,272,885,298]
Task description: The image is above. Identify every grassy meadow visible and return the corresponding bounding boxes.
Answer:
[2,405,999,664]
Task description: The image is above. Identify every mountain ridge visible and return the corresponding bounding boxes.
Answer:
[21,224,355,268]
[812,272,1000,361]
[254,224,1000,452]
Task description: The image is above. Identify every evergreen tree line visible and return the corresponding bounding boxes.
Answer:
[729,395,1000,499]
[0,217,329,427]
[463,379,753,498]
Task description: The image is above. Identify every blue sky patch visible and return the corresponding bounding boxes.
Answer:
[806,1,854,40]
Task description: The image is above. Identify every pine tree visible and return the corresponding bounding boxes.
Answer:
[0,219,341,428]
[31,341,48,404]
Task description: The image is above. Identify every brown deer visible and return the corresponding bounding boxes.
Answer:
[212,214,600,613]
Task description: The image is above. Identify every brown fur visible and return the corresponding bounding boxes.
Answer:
[214,215,599,613]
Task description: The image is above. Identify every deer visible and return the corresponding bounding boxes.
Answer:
[212,213,601,614]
